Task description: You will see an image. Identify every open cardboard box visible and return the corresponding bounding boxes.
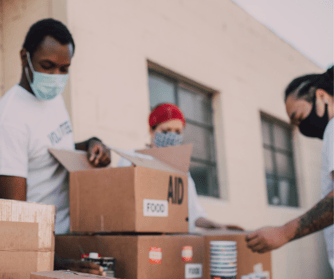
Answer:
[55,234,204,279]
[49,144,192,233]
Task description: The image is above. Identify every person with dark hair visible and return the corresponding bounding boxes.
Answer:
[246,66,334,270]
[0,18,110,275]
[117,103,244,232]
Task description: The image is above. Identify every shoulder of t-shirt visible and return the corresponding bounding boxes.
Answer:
[324,118,334,143]
[0,85,35,123]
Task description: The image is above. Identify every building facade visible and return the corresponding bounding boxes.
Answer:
[0,0,332,278]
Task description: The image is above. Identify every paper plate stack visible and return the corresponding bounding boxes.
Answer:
[210,241,237,279]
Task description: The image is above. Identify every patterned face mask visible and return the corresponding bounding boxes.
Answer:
[153,132,184,148]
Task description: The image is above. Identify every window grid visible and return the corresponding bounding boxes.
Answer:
[262,116,299,207]
[148,70,219,197]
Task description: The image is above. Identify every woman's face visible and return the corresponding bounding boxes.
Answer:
[285,89,333,126]
[150,119,184,147]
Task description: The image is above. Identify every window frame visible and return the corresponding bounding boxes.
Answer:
[261,112,299,207]
[148,64,220,198]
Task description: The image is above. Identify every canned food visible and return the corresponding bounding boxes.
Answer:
[81,252,116,277]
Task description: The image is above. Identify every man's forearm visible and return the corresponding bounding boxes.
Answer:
[283,190,334,242]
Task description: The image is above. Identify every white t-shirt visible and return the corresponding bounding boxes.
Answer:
[0,85,74,234]
[116,149,207,232]
[321,118,334,270]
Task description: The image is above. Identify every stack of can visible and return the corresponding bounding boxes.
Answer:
[210,241,237,279]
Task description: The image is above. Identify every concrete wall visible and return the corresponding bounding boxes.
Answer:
[65,0,332,278]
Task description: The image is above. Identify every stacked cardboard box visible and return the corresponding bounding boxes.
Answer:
[52,144,206,279]
[55,234,204,279]
[0,199,55,278]
[50,145,272,279]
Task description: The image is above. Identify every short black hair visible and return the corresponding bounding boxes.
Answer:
[284,66,333,102]
[23,18,75,58]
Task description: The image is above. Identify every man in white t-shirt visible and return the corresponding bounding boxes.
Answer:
[0,19,110,275]
[246,68,334,271]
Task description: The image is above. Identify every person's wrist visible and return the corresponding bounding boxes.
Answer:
[281,222,296,243]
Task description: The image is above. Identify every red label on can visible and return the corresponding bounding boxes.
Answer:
[149,247,162,264]
[182,246,193,262]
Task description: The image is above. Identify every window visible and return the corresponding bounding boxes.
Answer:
[261,114,299,207]
[148,70,219,198]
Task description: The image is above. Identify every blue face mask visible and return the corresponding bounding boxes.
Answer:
[25,52,69,101]
[154,132,184,148]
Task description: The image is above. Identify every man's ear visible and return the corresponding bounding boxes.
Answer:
[20,48,28,68]
[316,88,330,103]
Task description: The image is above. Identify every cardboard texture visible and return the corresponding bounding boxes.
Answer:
[49,144,192,233]
[0,199,55,278]
[56,234,205,279]
[30,271,121,279]
[200,231,272,279]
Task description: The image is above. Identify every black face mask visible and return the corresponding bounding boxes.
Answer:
[299,95,329,140]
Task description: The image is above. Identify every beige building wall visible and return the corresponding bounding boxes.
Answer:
[0,0,332,278]
[65,0,332,278]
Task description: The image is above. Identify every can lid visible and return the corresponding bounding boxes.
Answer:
[89,252,100,259]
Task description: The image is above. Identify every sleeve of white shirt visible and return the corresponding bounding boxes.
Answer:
[0,124,29,178]
[188,173,207,232]
[324,120,334,182]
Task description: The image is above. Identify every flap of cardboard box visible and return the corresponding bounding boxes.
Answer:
[136,144,193,173]
[111,147,185,174]
[49,149,112,172]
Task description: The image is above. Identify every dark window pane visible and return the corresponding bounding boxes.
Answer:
[183,123,215,162]
[288,179,299,207]
[261,120,271,146]
[276,152,294,178]
[274,125,291,151]
[189,161,219,197]
[149,74,175,108]
[178,87,212,125]
[264,148,275,175]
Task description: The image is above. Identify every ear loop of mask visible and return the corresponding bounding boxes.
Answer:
[24,52,34,85]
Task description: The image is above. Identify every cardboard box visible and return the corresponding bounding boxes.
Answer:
[55,234,205,279]
[31,271,121,278]
[201,231,272,279]
[49,144,192,233]
[0,199,55,278]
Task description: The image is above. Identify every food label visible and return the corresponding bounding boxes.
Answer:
[143,199,168,217]
[182,246,193,261]
[185,263,203,278]
[149,247,162,264]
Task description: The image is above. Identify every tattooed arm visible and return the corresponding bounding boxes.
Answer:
[245,190,334,253]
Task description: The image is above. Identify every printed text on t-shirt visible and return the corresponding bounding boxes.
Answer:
[48,121,72,145]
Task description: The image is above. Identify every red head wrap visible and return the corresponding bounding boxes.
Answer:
[149,103,186,128]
